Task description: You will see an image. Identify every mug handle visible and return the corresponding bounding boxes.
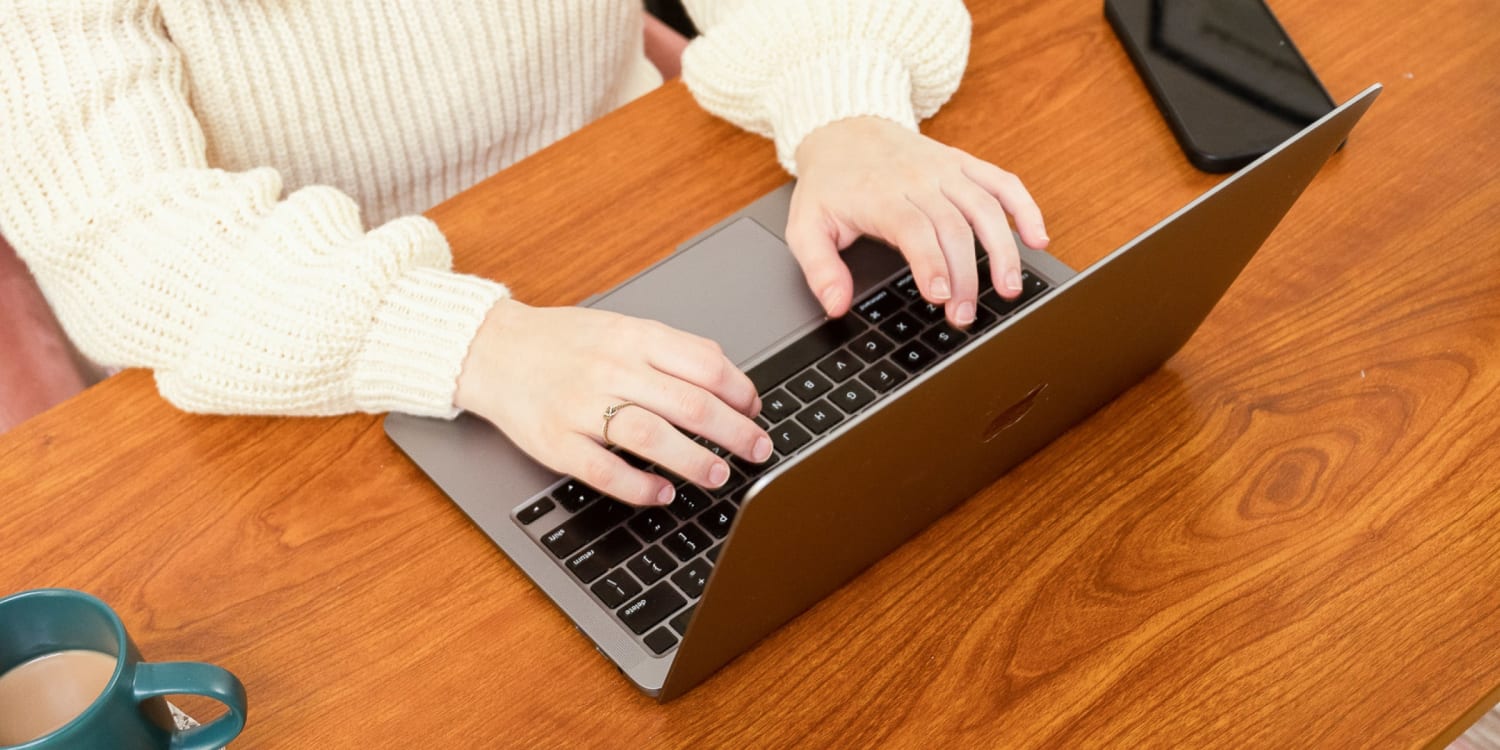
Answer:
[133,661,248,750]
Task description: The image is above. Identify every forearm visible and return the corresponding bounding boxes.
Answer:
[0,0,507,417]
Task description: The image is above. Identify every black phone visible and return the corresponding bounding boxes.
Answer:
[1105,0,1336,172]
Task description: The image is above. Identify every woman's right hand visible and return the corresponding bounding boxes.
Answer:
[455,299,773,506]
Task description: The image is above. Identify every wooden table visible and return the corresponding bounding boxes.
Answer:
[4,0,1498,746]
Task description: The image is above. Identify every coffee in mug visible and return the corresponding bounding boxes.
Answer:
[0,649,120,745]
[0,589,246,749]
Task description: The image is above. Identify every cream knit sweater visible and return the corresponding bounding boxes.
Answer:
[0,1,969,418]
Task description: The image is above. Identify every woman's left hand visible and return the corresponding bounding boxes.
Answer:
[788,116,1049,329]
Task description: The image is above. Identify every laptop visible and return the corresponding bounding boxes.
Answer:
[386,84,1380,701]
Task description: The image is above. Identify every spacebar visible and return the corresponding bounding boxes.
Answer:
[746,316,866,394]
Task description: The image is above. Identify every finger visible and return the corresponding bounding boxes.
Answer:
[784,199,855,317]
[908,190,979,327]
[603,402,732,491]
[869,198,950,305]
[564,435,675,506]
[960,158,1043,299]
[961,155,1049,251]
[643,324,760,417]
[942,177,1023,301]
[625,369,772,466]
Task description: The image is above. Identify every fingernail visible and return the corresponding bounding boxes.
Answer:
[956,301,975,326]
[708,462,730,488]
[753,436,773,462]
[657,485,675,505]
[1006,269,1023,292]
[819,286,841,313]
[930,277,952,300]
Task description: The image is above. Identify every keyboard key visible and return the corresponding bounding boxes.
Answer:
[787,369,833,401]
[746,316,865,393]
[910,300,946,323]
[816,349,864,382]
[770,421,812,455]
[626,546,678,585]
[849,331,894,363]
[670,605,696,635]
[981,270,1049,315]
[692,437,730,460]
[627,507,676,542]
[892,341,938,373]
[618,583,687,635]
[667,484,714,520]
[671,559,713,599]
[859,360,907,393]
[711,466,747,498]
[920,325,967,354]
[540,499,633,558]
[700,501,736,539]
[970,304,999,333]
[760,389,801,423]
[795,400,844,434]
[975,257,994,294]
[829,380,877,413]
[663,523,713,561]
[878,312,921,342]
[891,271,921,301]
[706,545,723,563]
[590,571,642,609]
[553,479,601,513]
[566,527,643,583]
[979,288,1015,315]
[1026,270,1050,296]
[733,450,779,478]
[515,497,554,525]
[643,627,678,655]
[854,289,904,324]
[754,415,770,430]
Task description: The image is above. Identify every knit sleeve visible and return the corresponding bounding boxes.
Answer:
[679,0,971,174]
[0,0,508,417]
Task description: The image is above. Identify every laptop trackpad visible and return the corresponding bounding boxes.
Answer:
[588,218,827,366]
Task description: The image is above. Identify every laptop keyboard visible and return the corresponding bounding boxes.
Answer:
[513,256,1051,656]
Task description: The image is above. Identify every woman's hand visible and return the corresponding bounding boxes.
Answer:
[788,116,1049,328]
[455,299,773,506]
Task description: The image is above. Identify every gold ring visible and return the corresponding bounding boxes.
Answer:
[601,401,637,447]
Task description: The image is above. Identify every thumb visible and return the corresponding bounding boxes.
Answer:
[784,205,855,318]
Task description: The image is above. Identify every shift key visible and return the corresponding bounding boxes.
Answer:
[540,499,633,559]
[618,583,688,635]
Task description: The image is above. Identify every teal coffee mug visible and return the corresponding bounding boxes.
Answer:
[0,589,246,749]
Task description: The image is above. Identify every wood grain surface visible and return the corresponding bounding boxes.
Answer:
[4,0,1498,746]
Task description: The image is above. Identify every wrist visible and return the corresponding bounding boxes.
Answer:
[794,115,913,174]
[455,298,527,415]
[762,44,919,174]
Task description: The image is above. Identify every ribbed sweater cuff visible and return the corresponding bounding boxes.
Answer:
[766,43,919,175]
[353,267,509,417]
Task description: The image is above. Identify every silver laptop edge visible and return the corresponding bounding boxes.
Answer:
[385,84,1381,701]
